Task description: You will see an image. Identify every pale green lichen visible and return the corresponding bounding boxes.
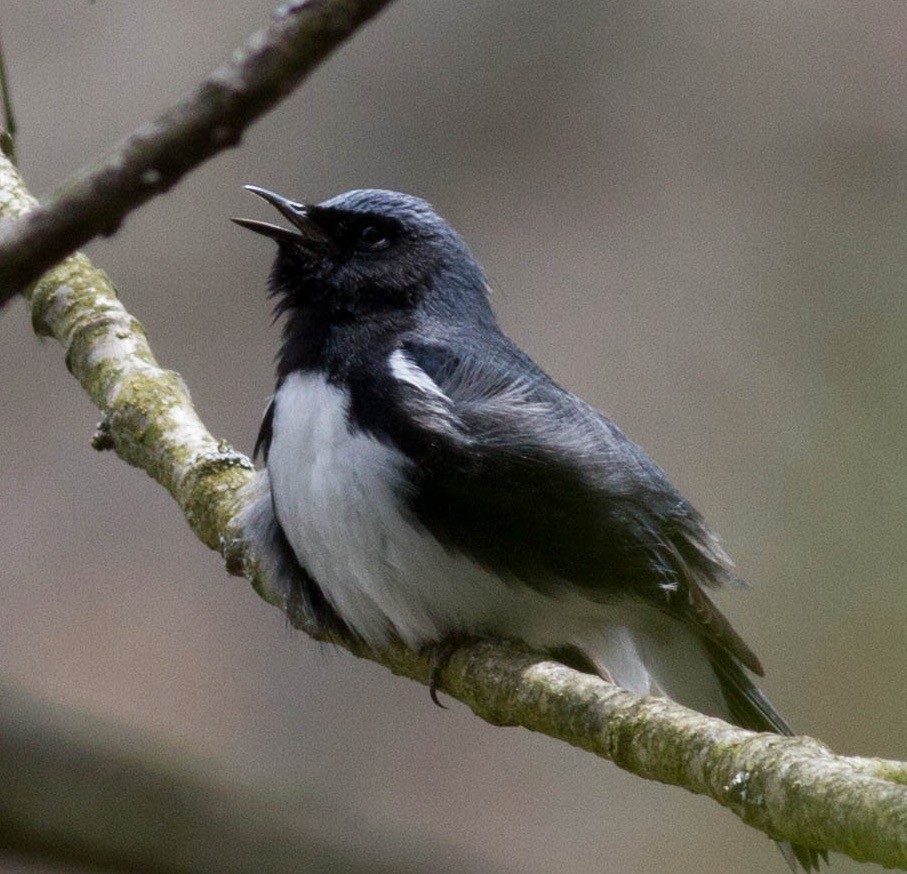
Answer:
[10,171,255,552]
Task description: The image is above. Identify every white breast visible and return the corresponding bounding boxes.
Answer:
[269,370,482,648]
[267,371,724,715]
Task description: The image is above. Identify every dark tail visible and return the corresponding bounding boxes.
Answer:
[704,639,828,872]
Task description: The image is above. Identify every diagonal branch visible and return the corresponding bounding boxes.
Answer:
[1,154,906,870]
[0,0,394,305]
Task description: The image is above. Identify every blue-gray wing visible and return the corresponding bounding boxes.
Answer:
[381,334,763,676]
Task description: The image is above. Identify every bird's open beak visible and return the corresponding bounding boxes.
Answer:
[232,185,330,245]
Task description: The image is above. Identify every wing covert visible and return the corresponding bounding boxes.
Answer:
[384,334,755,670]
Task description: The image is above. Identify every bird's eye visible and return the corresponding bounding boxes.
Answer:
[358,225,390,250]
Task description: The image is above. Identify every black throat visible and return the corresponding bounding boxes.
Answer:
[276,302,414,386]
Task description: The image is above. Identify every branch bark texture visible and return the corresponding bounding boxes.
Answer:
[2,154,905,870]
[0,0,393,305]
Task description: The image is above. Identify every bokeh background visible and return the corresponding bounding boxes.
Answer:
[2,2,905,871]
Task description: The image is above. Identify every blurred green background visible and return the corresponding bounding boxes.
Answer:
[1,2,905,871]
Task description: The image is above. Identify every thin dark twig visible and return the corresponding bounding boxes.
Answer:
[0,28,16,163]
[0,0,394,305]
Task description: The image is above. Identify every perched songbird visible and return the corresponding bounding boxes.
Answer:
[234,186,822,870]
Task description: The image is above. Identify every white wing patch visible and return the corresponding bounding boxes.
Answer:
[388,349,461,434]
[389,346,558,450]
[389,348,449,400]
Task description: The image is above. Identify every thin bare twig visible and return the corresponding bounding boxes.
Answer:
[0,0,393,305]
[0,28,16,162]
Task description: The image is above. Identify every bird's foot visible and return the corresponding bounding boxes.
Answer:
[424,633,476,709]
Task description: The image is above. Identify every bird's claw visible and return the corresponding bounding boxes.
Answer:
[426,633,473,708]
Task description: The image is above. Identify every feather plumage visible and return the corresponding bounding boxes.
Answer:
[235,186,824,870]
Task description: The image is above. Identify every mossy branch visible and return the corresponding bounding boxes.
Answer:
[1,153,905,870]
[0,0,394,305]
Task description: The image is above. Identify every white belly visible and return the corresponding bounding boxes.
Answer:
[268,371,723,712]
[269,371,523,649]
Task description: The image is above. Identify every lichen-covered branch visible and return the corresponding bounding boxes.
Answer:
[0,158,254,552]
[0,0,394,305]
[1,154,906,870]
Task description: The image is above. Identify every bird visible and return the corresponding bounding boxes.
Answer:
[233,185,823,871]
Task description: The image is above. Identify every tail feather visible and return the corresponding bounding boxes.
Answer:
[703,637,791,735]
[703,639,827,871]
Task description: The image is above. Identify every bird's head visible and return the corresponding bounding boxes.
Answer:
[234,187,492,323]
